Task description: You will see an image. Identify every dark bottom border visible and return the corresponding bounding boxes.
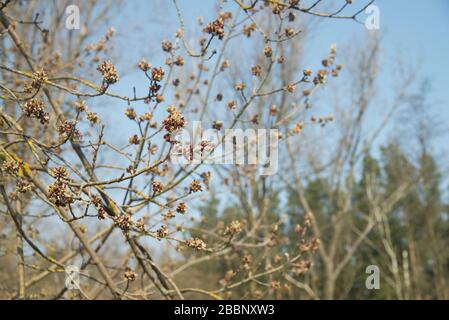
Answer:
[1,300,445,319]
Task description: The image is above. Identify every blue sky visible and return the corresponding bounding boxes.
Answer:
[113,0,449,129]
[90,0,449,173]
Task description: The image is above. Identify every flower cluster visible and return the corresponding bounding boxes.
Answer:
[312,115,334,127]
[312,44,341,85]
[16,179,32,193]
[227,100,236,109]
[289,121,304,135]
[203,17,225,40]
[285,27,295,38]
[271,2,286,14]
[91,194,107,220]
[235,82,245,91]
[47,176,74,208]
[251,64,262,77]
[176,202,187,214]
[200,171,211,187]
[185,237,207,251]
[57,120,81,140]
[1,158,20,174]
[163,210,176,220]
[174,56,184,66]
[162,106,186,133]
[152,180,164,194]
[299,237,320,253]
[241,254,252,273]
[138,58,151,72]
[161,40,173,52]
[242,22,257,37]
[114,213,132,233]
[220,59,230,71]
[151,67,165,82]
[313,69,328,85]
[50,167,70,181]
[139,112,153,122]
[86,111,100,124]
[21,99,49,124]
[128,134,140,145]
[31,69,48,89]
[124,268,137,281]
[188,180,202,193]
[97,60,119,84]
[125,107,137,120]
[156,225,168,239]
[147,67,165,101]
[290,260,312,276]
[74,100,88,112]
[224,220,243,236]
[264,46,273,58]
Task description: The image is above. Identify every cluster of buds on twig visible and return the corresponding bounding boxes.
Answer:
[156,225,169,239]
[161,40,173,52]
[139,111,153,123]
[50,167,70,181]
[185,237,207,251]
[152,180,164,195]
[264,46,273,58]
[212,120,223,130]
[97,60,119,85]
[251,64,262,77]
[220,59,230,71]
[114,213,132,233]
[163,210,176,221]
[146,66,165,102]
[176,202,187,214]
[289,121,304,135]
[166,56,184,67]
[310,114,335,127]
[203,17,225,40]
[31,69,48,89]
[241,254,252,273]
[57,120,81,141]
[47,167,75,207]
[21,99,49,124]
[124,268,137,282]
[162,106,186,133]
[312,44,342,84]
[128,134,140,145]
[188,180,203,193]
[138,58,151,72]
[243,22,257,37]
[224,220,243,237]
[151,67,165,82]
[124,107,137,120]
[74,100,88,113]
[200,171,211,187]
[299,237,320,253]
[290,260,312,276]
[91,194,107,220]
[1,158,20,175]
[271,3,285,15]
[313,69,328,85]
[235,82,245,91]
[86,111,100,125]
[16,179,32,194]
